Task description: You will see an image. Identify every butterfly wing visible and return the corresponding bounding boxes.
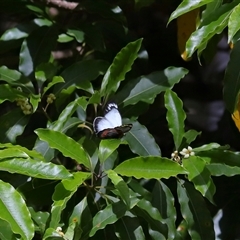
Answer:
[93,117,115,133]
[104,103,122,128]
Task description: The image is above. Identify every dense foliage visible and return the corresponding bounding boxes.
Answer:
[1,0,240,239]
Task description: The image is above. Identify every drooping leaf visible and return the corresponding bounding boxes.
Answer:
[124,121,161,156]
[193,143,220,152]
[101,38,143,98]
[19,26,58,77]
[115,67,188,107]
[49,172,91,229]
[177,180,215,240]
[107,170,130,208]
[89,201,127,237]
[168,0,213,24]
[165,90,186,150]
[152,180,177,239]
[0,180,34,240]
[99,139,121,163]
[35,128,91,169]
[0,108,29,144]
[0,66,34,93]
[55,59,109,95]
[115,216,145,240]
[228,3,240,43]
[114,156,187,179]
[223,40,240,113]
[0,157,72,180]
[183,156,216,204]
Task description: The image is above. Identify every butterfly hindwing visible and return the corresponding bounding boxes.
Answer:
[93,102,132,139]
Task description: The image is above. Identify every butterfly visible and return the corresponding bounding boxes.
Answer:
[93,102,132,139]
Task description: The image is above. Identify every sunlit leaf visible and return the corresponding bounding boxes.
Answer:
[114,156,187,179]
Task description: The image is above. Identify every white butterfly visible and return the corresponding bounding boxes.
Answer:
[93,102,132,139]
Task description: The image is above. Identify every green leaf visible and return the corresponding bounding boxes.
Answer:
[0,157,72,179]
[0,142,45,161]
[114,156,187,179]
[152,181,177,239]
[198,150,240,176]
[55,59,109,95]
[0,18,52,41]
[115,216,145,240]
[115,67,188,106]
[0,180,34,240]
[193,143,220,152]
[42,76,64,96]
[186,4,232,57]
[35,129,91,169]
[107,170,130,208]
[19,26,58,77]
[168,0,213,24]
[223,40,240,113]
[177,180,215,240]
[99,139,121,163]
[134,199,167,238]
[52,97,88,132]
[0,84,28,104]
[49,172,91,229]
[124,121,161,156]
[0,66,34,93]
[67,197,92,240]
[0,108,29,144]
[28,207,49,234]
[181,130,201,148]
[0,218,15,240]
[183,156,216,204]
[101,38,143,97]
[228,3,240,43]
[89,201,127,237]
[165,90,186,150]
[67,29,84,43]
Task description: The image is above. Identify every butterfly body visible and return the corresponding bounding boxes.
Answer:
[93,103,132,139]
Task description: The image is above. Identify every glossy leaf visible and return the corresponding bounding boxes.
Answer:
[52,97,88,132]
[0,218,14,240]
[0,157,72,179]
[67,197,92,240]
[55,59,109,95]
[124,121,161,156]
[165,90,186,150]
[134,199,167,237]
[49,172,91,229]
[114,156,187,179]
[186,6,231,57]
[99,139,121,163]
[0,108,29,144]
[35,129,91,169]
[19,26,58,77]
[177,180,215,240]
[0,180,34,240]
[107,170,130,208]
[115,67,188,107]
[0,84,28,104]
[0,66,34,93]
[152,180,177,239]
[228,3,240,43]
[223,40,240,113]
[89,201,127,237]
[0,18,52,41]
[42,76,64,96]
[168,0,213,23]
[115,216,145,240]
[0,142,45,161]
[181,129,201,147]
[183,156,216,204]
[101,38,143,97]
[193,143,220,152]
